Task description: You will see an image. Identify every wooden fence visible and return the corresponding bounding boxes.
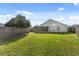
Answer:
[75,25,79,37]
[0,27,27,42]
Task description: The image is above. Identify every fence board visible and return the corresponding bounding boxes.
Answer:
[75,25,79,37]
[0,27,27,42]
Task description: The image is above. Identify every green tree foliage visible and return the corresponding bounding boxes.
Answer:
[5,15,31,28]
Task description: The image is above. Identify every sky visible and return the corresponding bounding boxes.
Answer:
[0,3,79,26]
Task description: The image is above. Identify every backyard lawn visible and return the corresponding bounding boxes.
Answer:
[0,32,79,56]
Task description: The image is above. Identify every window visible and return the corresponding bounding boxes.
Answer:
[53,29,55,32]
[57,26,60,31]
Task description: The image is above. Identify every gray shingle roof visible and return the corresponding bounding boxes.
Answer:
[40,19,68,27]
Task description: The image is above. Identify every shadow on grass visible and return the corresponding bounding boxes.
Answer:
[0,33,28,45]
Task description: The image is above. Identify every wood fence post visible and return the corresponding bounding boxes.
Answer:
[75,25,79,38]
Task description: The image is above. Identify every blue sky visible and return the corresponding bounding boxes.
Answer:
[0,3,79,26]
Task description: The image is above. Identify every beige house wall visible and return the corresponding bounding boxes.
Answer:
[40,19,68,32]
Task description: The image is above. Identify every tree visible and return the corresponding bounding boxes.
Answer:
[68,25,76,33]
[5,15,31,28]
[5,18,16,27]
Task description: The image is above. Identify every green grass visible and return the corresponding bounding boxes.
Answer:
[0,32,79,56]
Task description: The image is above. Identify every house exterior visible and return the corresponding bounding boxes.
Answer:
[38,19,68,32]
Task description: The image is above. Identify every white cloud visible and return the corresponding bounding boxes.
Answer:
[73,3,79,6]
[0,11,34,24]
[64,16,79,25]
[52,16,79,25]
[57,8,65,11]
[0,14,13,23]
[0,15,5,17]
[6,14,12,17]
[16,10,34,15]
[68,16,79,20]
[54,17,65,21]
[15,10,34,19]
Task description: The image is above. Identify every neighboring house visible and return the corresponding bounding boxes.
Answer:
[0,23,5,27]
[33,19,68,33]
